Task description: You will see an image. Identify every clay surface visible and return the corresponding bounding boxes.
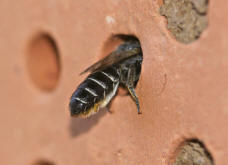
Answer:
[160,0,208,43]
[0,0,228,165]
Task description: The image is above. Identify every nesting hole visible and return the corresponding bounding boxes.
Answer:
[26,33,60,92]
[172,139,214,165]
[33,159,55,165]
[160,0,209,43]
[101,35,140,58]
[102,34,142,96]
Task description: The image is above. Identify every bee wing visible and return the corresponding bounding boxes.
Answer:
[80,46,141,75]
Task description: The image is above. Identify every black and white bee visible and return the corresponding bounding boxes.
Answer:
[69,40,143,117]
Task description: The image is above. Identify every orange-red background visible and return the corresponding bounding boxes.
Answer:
[0,0,227,164]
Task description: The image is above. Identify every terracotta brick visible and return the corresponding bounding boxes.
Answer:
[0,0,227,164]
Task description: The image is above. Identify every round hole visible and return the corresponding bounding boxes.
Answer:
[101,35,141,58]
[33,159,55,165]
[33,160,55,165]
[26,33,60,92]
[172,139,214,165]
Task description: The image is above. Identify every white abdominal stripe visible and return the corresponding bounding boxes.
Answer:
[101,71,116,82]
[100,82,119,108]
[73,97,88,104]
[88,77,107,89]
[84,87,98,97]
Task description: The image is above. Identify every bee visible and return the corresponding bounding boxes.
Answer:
[69,40,143,117]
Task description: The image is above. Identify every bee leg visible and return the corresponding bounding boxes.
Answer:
[126,67,142,114]
[127,86,141,114]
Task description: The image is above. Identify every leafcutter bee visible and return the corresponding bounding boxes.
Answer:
[69,40,143,117]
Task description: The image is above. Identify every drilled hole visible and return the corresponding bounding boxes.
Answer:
[33,159,55,165]
[26,33,60,92]
[101,34,141,58]
[172,139,214,165]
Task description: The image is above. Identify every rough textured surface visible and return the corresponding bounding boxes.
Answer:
[0,0,228,165]
[173,141,213,165]
[160,0,208,43]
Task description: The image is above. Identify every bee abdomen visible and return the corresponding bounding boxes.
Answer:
[70,66,120,117]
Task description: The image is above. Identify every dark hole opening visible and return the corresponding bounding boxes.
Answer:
[102,34,143,96]
[33,159,55,165]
